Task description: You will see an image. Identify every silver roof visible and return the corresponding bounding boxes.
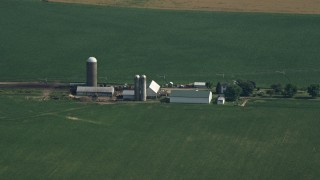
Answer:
[123,90,135,96]
[77,86,114,93]
[170,90,211,98]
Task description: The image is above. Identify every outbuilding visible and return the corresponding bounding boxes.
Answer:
[122,90,135,100]
[76,86,114,97]
[170,90,212,104]
[194,82,207,88]
[147,80,160,98]
[217,96,225,105]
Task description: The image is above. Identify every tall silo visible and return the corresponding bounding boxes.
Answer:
[86,57,97,87]
[140,75,147,101]
[134,75,140,101]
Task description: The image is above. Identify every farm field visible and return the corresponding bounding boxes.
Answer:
[50,0,320,14]
[1,0,320,87]
[0,94,320,179]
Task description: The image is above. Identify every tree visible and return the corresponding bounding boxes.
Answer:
[236,80,255,96]
[307,84,320,98]
[266,89,275,97]
[283,84,297,97]
[216,82,222,94]
[206,82,213,89]
[271,83,283,94]
[224,84,242,101]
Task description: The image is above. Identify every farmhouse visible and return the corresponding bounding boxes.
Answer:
[170,90,212,104]
[122,90,135,100]
[76,86,114,96]
[147,80,160,98]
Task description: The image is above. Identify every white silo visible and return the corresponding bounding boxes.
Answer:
[86,57,97,87]
[140,75,147,101]
[134,75,140,101]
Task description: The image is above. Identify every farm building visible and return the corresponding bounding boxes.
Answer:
[122,90,135,100]
[76,86,114,96]
[194,82,206,88]
[147,80,160,98]
[217,96,225,105]
[170,90,212,104]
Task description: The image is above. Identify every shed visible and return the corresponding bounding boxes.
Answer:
[76,86,114,97]
[122,90,135,100]
[217,96,225,105]
[194,82,206,88]
[147,80,160,98]
[170,90,212,104]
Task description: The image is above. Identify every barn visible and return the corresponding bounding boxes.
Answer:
[170,90,212,104]
[76,86,114,97]
[122,90,135,100]
[147,80,160,98]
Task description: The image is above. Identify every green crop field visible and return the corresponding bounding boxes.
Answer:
[0,94,320,179]
[1,0,320,179]
[1,0,320,87]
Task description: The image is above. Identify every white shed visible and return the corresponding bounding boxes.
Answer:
[194,82,207,88]
[122,90,135,100]
[170,90,212,104]
[217,96,225,105]
[76,86,114,97]
[147,80,160,98]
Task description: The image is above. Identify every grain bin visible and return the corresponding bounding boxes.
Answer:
[86,57,97,87]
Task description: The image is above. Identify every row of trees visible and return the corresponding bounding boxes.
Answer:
[217,80,320,101]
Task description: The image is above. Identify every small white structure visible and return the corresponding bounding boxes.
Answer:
[194,82,206,88]
[147,80,160,98]
[76,86,114,97]
[170,90,212,104]
[122,90,135,100]
[217,96,225,105]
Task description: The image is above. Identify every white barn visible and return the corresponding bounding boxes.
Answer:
[147,80,160,98]
[170,90,212,104]
[76,86,114,97]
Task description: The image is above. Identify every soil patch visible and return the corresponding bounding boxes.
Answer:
[49,0,320,14]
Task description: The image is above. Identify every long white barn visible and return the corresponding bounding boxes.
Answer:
[170,90,212,104]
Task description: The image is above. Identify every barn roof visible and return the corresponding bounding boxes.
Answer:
[170,90,211,98]
[123,90,135,96]
[76,86,114,93]
[148,80,160,93]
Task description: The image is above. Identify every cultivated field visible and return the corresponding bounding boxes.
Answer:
[50,0,320,14]
[1,94,320,179]
[1,0,320,87]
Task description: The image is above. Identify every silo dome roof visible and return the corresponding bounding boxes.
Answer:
[87,57,97,63]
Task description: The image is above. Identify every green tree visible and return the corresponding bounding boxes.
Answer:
[236,80,255,96]
[307,84,320,98]
[271,83,283,94]
[283,84,297,97]
[216,82,222,94]
[224,84,242,101]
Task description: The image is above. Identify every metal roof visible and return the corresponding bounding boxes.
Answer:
[194,82,206,86]
[76,86,114,93]
[87,57,97,63]
[123,90,135,96]
[170,90,211,98]
[148,80,160,93]
[217,97,225,100]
